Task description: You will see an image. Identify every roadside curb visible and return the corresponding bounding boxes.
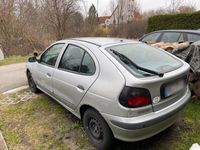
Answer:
[0,132,8,150]
[2,86,29,95]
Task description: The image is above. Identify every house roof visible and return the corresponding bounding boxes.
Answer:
[98,16,111,24]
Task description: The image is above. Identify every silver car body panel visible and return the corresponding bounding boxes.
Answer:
[26,38,191,142]
[102,86,190,141]
[52,41,100,109]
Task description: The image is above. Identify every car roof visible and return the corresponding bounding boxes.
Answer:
[60,37,138,47]
[152,29,200,34]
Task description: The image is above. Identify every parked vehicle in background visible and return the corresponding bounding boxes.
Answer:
[140,30,200,99]
[26,38,191,150]
[139,30,200,44]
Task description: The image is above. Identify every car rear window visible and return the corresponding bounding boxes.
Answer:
[108,44,183,77]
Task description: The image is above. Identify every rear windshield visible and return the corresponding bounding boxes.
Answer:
[108,43,183,77]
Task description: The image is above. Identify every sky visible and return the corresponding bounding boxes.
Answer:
[81,0,200,16]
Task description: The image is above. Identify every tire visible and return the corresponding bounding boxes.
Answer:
[27,72,40,93]
[83,108,114,150]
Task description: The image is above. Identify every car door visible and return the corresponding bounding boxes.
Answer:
[52,43,98,109]
[34,43,65,93]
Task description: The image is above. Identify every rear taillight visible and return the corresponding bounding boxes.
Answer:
[128,96,150,107]
[119,87,151,108]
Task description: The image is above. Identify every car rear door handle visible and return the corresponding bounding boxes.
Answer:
[46,73,51,78]
[77,85,85,91]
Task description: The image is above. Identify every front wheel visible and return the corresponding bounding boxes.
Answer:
[27,72,39,93]
[83,108,114,150]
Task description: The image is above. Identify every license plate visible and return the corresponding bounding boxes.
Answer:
[163,79,185,98]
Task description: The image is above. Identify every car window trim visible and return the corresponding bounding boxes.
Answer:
[80,52,96,75]
[58,43,96,76]
[79,51,86,73]
[157,32,163,42]
[177,33,184,42]
[177,33,182,42]
[39,43,65,68]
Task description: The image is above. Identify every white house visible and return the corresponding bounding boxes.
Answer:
[98,16,111,27]
[110,0,135,25]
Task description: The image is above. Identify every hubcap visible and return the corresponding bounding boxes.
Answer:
[88,118,103,140]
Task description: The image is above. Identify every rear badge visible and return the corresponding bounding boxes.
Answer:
[153,96,160,104]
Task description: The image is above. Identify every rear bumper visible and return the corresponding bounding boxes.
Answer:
[101,87,191,142]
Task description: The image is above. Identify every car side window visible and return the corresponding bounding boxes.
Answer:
[161,32,180,42]
[40,43,64,66]
[59,45,85,72]
[187,34,200,42]
[141,33,161,43]
[80,52,96,75]
[59,44,96,75]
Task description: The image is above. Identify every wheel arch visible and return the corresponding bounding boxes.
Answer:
[26,69,30,75]
[79,104,100,120]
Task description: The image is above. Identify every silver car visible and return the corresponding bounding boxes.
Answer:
[26,38,191,150]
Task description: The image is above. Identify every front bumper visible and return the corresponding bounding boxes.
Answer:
[101,87,191,142]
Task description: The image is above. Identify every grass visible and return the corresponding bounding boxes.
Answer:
[0,91,94,150]
[0,55,29,66]
[0,90,200,150]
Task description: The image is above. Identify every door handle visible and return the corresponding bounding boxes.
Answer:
[77,85,85,91]
[46,73,51,78]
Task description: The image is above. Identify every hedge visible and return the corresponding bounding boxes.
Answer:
[147,11,200,32]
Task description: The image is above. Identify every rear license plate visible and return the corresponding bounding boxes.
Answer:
[163,79,185,98]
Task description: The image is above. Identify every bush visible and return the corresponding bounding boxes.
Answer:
[93,26,110,37]
[148,11,200,32]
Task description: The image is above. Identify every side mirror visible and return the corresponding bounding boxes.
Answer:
[28,56,39,63]
[28,56,40,63]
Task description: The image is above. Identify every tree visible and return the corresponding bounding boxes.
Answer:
[42,0,78,40]
[115,0,141,24]
[143,8,167,18]
[0,0,16,55]
[85,4,98,31]
[109,0,116,15]
[117,0,125,24]
[179,5,196,13]
[167,0,184,14]
[68,12,84,36]
[80,0,88,18]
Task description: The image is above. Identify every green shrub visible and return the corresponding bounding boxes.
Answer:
[147,11,200,32]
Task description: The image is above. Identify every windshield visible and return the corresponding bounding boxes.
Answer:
[108,43,183,77]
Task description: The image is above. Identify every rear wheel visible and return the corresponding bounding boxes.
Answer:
[83,108,114,150]
[27,72,39,93]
